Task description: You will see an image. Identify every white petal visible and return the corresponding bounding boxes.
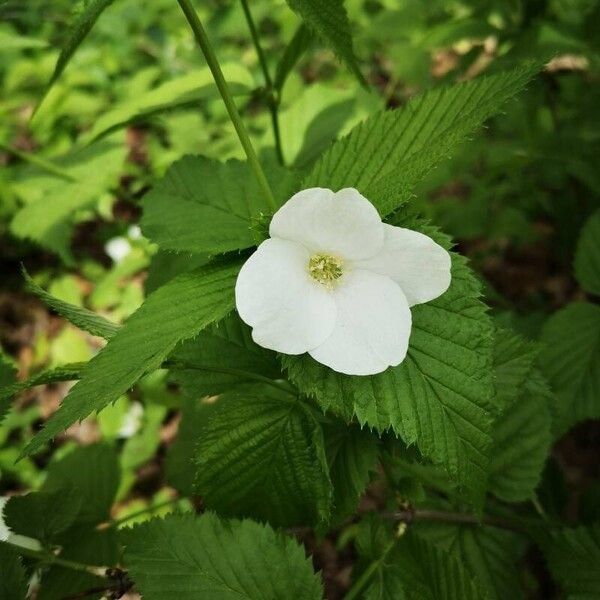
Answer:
[269,187,384,260]
[355,224,451,306]
[235,238,337,354]
[309,270,411,376]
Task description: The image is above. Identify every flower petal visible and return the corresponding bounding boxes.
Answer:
[309,270,411,375]
[355,224,451,306]
[235,238,337,354]
[269,187,384,260]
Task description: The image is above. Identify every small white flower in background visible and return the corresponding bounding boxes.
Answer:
[235,188,452,376]
[104,236,131,263]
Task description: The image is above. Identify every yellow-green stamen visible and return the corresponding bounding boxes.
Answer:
[308,253,344,287]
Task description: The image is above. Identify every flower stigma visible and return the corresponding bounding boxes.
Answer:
[308,253,344,287]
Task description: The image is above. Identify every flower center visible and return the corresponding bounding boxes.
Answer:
[308,253,344,287]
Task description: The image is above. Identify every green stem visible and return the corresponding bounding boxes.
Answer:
[0,142,77,182]
[5,539,106,576]
[110,498,182,527]
[177,0,277,211]
[344,538,396,600]
[239,0,285,165]
[164,360,297,396]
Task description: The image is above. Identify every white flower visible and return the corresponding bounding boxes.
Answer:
[235,188,451,376]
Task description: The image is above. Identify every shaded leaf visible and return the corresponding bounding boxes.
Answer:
[123,513,323,600]
[0,542,28,600]
[194,385,332,527]
[574,209,600,295]
[540,302,600,435]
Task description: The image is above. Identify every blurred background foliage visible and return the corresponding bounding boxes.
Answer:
[0,0,598,597]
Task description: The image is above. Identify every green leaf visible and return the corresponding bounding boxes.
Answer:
[140,155,299,255]
[22,258,242,457]
[544,523,600,599]
[23,269,119,339]
[274,23,313,93]
[0,353,17,423]
[42,444,120,524]
[492,327,538,409]
[170,313,281,398]
[324,421,379,524]
[145,250,211,294]
[0,543,28,600]
[358,528,486,600]
[194,385,332,527]
[82,64,254,144]
[574,209,600,295]
[490,368,552,502]
[123,513,323,600]
[5,488,81,543]
[416,520,525,600]
[0,363,84,425]
[165,397,207,496]
[282,219,494,508]
[284,0,365,85]
[489,329,551,502]
[304,64,537,217]
[34,0,115,116]
[540,302,600,435]
[10,138,126,263]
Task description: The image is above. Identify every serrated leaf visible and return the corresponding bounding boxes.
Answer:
[0,353,17,423]
[324,421,379,524]
[284,0,365,85]
[23,269,119,339]
[195,385,332,527]
[416,517,526,600]
[282,219,494,508]
[304,64,537,217]
[22,258,242,457]
[34,0,115,116]
[170,313,282,398]
[141,155,299,255]
[574,209,600,295]
[540,302,600,435]
[544,523,600,599]
[0,363,84,425]
[490,368,552,502]
[489,329,551,502]
[0,542,28,600]
[145,250,210,294]
[359,528,486,600]
[123,513,323,600]
[492,327,538,409]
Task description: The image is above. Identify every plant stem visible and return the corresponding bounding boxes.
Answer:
[0,142,77,182]
[239,0,285,165]
[381,508,531,534]
[164,359,297,396]
[177,0,277,211]
[344,538,396,600]
[4,538,106,576]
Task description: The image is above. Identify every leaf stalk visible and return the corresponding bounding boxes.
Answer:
[176,0,277,211]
